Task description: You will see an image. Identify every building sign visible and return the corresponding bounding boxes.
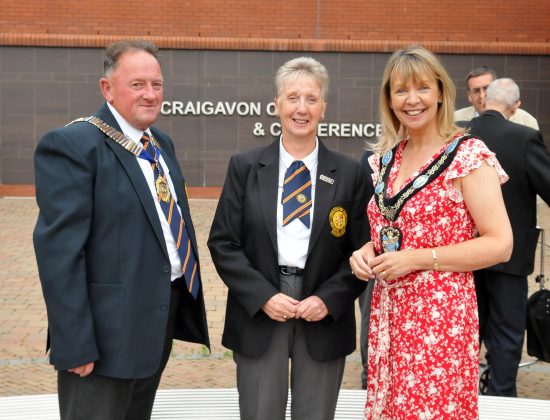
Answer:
[161,100,381,139]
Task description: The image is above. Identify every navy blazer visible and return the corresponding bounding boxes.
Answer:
[33,104,209,379]
[468,110,550,276]
[208,139,370,362]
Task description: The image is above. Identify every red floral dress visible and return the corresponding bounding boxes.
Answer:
[364,135,507,420]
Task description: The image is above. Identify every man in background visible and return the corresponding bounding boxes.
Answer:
[454,66,539,130]
[468,78,550,396]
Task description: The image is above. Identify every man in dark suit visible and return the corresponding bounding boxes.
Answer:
[33,40,209,419]
[208,57,370,419]
[467,78,550,396]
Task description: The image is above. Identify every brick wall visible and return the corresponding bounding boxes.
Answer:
[1,0,548,45]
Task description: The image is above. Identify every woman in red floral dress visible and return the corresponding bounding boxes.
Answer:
[350,46,513,419]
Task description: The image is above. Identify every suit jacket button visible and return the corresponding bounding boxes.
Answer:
[163,266,170,274]
[160,303,168,311]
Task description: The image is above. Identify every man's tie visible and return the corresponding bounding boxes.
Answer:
[140,133,200,299]
[282,160,312,228]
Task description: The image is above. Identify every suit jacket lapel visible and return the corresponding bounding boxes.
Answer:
[308,141,337,256]
[257,140,280,254]
[96,104,169,258]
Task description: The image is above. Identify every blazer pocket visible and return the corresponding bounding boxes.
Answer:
[88,283,125,356]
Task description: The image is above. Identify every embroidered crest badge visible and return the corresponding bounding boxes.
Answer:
[296,193,307,204]
[329,206,347,237]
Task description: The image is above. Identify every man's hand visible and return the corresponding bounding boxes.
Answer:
[68,362,95,377]
[295,296,328,322]
[262,293,299,322]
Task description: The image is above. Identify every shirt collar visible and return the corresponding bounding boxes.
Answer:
[107,102,150,144]
[279,136,319,171]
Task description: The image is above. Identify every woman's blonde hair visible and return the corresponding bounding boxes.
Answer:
[372,46,460,154]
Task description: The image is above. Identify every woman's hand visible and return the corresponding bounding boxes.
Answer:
[368,249,422,281]
[262,293,299,322]
[349,241,376,281]
[295,296,328,322]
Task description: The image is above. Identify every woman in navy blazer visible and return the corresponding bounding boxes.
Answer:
[208,57,370,420]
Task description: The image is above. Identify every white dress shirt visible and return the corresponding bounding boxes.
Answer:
[107,103,183,280]
[276,137,318,269]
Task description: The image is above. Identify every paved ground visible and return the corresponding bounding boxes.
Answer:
[1,197,549,400]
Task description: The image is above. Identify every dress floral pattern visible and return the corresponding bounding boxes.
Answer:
[364,135,507,420]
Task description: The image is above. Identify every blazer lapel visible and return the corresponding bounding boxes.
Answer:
[257,140,280,254]
[308,142,337,256]
[96,104,169,258]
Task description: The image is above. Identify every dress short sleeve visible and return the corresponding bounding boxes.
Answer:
[368,153,380,186]
[444,136,508,202]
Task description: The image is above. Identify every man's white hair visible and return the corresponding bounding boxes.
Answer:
[486,78,520,109]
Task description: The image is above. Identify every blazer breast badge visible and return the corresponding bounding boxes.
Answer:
[329,206,347,237]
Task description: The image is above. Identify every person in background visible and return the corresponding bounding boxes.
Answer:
[454,66,539,130]
[468,78,550,397]
[33,39,209,420]
[208,56,370,420]
[350,46,512,419]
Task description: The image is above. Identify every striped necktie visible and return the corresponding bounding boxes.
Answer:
[282,160,312,228]
[140,133,200,299]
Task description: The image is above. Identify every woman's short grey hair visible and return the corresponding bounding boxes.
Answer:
[274,57,329,100]
[103,39,160,76]
[486,78,520,109]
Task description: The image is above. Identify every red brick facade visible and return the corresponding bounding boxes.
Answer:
[1,1,549,53]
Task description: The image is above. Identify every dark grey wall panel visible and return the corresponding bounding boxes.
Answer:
[0,46,548,186]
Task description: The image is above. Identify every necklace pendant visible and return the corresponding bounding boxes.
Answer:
[156,175,171,203]
[380,225,402,253]
[382,150,393,165]
[412,174,429,189]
